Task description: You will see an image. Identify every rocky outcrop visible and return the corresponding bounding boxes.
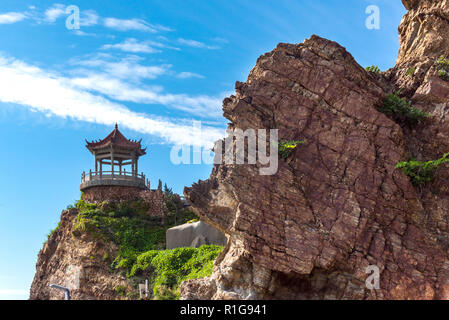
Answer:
[30,209,132,300]
[182,1,449,300]
[166,221,227,249]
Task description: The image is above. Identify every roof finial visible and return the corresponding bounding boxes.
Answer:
[115,122,118,130]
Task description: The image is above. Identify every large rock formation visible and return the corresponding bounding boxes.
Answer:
[181,0,449,300]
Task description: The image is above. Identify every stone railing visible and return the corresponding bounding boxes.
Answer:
[80,170,150,190]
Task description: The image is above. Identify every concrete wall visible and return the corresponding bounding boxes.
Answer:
[166,221,227,249]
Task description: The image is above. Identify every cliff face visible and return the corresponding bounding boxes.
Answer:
[182,0,449,300]
[30,209,132,300]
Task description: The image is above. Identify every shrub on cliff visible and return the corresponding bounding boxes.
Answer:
[278,140,305,159]
[435,56,449,81]
[395,152,449,186]
[378,91,430,126]
[366,65,381,74]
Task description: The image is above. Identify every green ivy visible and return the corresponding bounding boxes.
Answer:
[395,152,449,186]
[278,140,305,159]
[378,91,430,126]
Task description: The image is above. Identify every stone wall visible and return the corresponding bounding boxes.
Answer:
[82,185,143,202]
[82,186,167,219]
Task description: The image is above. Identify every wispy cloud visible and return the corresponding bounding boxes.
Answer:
[176,72,204,79]
[178,38,220,50]
[80,10,99,27]
[102,38,161,53]
[71,54,171,81]
[69,54,218,115]
[44,4,65,23]
[70,74,223,117]
[103,18,171,33]
[0,55,224,147]
[0,12,27,24]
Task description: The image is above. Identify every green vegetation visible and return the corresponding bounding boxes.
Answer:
[278,140,305,159]
[128,245,223,300]
[395,152,449,186]
[73,199,170,271]
[366,65,381,74]
[163,184,196,226]
[115,285,127,297]
[70,190,220,300]
[406,67,415,77]
[435,56,449,81]
[378,91,430,126]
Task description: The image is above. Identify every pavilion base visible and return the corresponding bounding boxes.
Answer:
[81,185,167,220]
[82,185,145,202]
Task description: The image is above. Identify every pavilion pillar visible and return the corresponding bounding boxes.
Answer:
[135,157,138,176]
[132,158,135,176]
[111,149,115,175]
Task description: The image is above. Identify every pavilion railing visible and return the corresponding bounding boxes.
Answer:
[81,170,150,188]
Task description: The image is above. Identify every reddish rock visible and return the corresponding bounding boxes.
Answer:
[182,2,449,300]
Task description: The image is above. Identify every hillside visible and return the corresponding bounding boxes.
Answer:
[30,195,223,300]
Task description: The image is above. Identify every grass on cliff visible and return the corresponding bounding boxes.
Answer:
[378,91,430,127]
[72,198,196,270]
[127,245,223,300]
[70,194,222,300]
[395,152,449,186]
[366,65,381,74]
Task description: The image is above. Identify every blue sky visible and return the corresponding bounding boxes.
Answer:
[0,0,405,299]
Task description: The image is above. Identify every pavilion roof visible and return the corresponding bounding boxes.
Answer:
[85,124,147,155]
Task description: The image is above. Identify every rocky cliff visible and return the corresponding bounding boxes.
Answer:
[181,0,449,299]
[30,190,216,300]
[30,208,132,300]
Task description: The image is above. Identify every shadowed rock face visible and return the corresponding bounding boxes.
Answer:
[182,1,449,300]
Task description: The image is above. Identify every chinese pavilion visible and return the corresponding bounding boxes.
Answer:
[80,124,150,191]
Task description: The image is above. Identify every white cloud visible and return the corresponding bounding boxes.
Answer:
[80,10,99,27]
[178,38,220,50]
[103,18,171,33]
[102,38,161,53]
[0,55,224,147]
[71,54,170,81]
[0,12,27,24]
[177,72,204,79]
[68,54,221,116]
[44,4,65,22]
[70,74,223,117]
